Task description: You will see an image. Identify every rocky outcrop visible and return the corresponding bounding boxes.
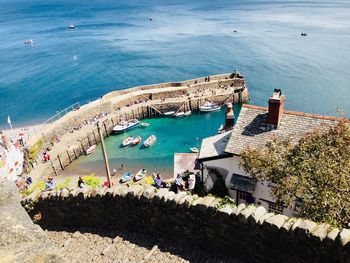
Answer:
[0,178,64,263]
[23,185,350,263]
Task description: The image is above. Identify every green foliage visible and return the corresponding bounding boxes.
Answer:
[194,181,208,197]
[241,120,350,227]
[216,195,236,210]
[29,138,45,161]
[21,181,46,197]
[83,174,102,188]
[56,178,73,190]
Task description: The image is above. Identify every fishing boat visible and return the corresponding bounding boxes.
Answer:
[144,135,157,147]
[218,124,224,134]
[184,110,192,116]
[134,169,147,181]
[164,111,175,116]
[24,39,33,45]
[190,147,199,153]
[85,145,97,155]
[174,111,185,117]
[120,172,133,183]
[68,24,75,29]
[199,102,221,112]
[113,119,139,133]
[131,136,142,145]
[140,122,150,127]
[122,137,133,147]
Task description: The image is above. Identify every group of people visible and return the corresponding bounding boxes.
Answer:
[15,176,32,190]
[170,170,197,194]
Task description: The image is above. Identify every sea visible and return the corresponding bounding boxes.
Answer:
[1,0,350,176]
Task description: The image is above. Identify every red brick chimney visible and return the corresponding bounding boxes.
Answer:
[267,89,285,126]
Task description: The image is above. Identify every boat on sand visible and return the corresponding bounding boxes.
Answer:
[131,136,142,145]
[134,169,147,181]
[120,172,133,183]
[122,137,133,147]
[144,135,157,147]
[85,145,97,155]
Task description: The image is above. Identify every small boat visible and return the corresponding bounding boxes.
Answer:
[174,111,185,117]
[199,102,221,112]
[113,119,139,133]
[164,111,175,116]
[218,124,224,134]
[85,145,97,155]
[134,169,147,181]
[122,137,133,147]
[190,147,199,153]
[184,110,192,116]
[68,25,75,29]
[120,172,133,183]
[141,122,150,127]
[24,39,33,45]
[131,136,142,145]
[301,32,307,36]
[144,135,157,147]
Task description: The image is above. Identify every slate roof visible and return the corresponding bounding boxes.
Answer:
[198,131,232,160]
[225,104,341,155]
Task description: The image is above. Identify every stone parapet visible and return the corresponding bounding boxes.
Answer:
[22,185,350,263]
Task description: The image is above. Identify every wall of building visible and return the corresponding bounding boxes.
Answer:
[22,186,350,263]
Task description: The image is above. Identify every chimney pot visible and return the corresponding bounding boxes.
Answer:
[268,89,285,126]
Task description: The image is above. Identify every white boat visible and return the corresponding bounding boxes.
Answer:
[174,112,185,117]
[113,119,139,133]
[144,135,157,147]
[68,24,75,29]
[141,122,150,127]
[131,136,142,145]
[164,111,175,116]
[122,137,133,147]
[184,110,192,116]
[190,147,199,153]
[134,169,147,181]
[24,39,33,45]
[218,124,224,134]
[199,102,221,112]
[86,145,97,155]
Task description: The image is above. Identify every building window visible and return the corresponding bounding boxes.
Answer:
[268,202,284,214]
[237,191,255,204]
[238,191,248,201]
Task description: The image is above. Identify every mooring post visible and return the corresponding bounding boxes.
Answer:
[103,122,108,137]
[97,122,112,188]
[67,150,72,163]
[87,134,92,147]
[73,148,78,159]
[57,154,64,170]
[93,130,98,143]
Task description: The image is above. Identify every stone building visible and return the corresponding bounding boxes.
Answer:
[198,89,341,217]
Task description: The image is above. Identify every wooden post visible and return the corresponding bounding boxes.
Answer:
[103,122,108,137]
[93,130,98,143]
[87,134,92,147]
[97,123,112,188]
[111,118,115,127]
[51,161,58,176]
[73,148,78,159]
[80,141,85,153]
[67,150,72,163]
[57,154,64,170]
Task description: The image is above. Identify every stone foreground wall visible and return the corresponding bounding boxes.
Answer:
[22,185,350,263]
[0,178,64,263]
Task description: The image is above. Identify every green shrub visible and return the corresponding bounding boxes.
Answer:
[209,170,228,198]
[56,177,73,190]
[29,138,45,162]
[21,181,46,197]
[83,174,102,188]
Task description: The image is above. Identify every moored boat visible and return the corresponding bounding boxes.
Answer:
[113,119,139,133]
[141,122,150,127]
[174,111,185,117]
[134,169,147,181]
[120,172,133,183]
[131,136,142,145]
[184,110,192,116]
[122,137,133,147]
[190,147,199,153]
[85,145,97,155]
[164,111,175,116]
[24,39,33,45]
[199,102,221,112]
[68,24,75,29]
[144,135,157,147]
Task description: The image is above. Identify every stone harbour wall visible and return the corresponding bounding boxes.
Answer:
[22,185,350,263]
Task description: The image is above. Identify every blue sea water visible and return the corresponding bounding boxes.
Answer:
[1,0,350,129]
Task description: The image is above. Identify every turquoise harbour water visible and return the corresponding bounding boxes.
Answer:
[1,0,350,128]
[62,107,240,178]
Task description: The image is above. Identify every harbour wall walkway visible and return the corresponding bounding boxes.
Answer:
[22,185,350,263]
[28,73,249,180]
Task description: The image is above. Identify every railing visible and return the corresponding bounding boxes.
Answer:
[41,102,80,125]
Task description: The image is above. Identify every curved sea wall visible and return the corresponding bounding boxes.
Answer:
[22,186,350,263]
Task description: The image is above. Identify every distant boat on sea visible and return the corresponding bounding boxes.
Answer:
[68,25,75,29]
[24,39,33,45]
[301,33,307,36]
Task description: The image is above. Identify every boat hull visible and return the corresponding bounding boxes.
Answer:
[199,106,221,112]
